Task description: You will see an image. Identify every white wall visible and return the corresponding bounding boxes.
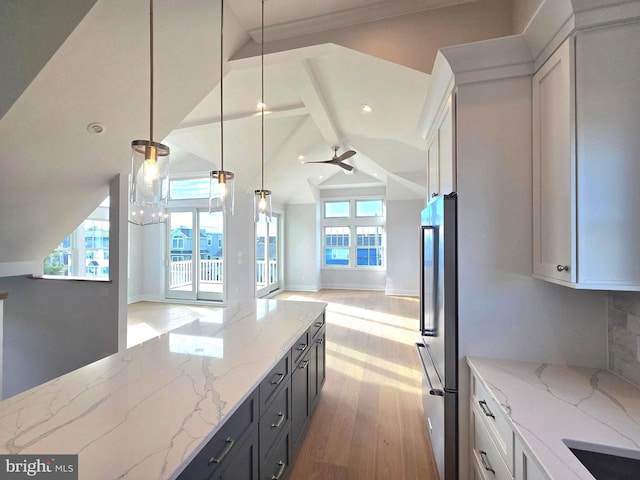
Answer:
[385,199,423,296]
[454,74,608,478]
[226,193,259,301]
[284,203,320,292]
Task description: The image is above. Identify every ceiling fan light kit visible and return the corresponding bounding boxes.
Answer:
[129,0,170,227]
[209,0,235,216]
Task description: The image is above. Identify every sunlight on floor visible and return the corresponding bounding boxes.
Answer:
[127,322,161,347]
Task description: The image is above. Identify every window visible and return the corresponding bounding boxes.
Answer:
[169,178,210,200]
[356,226,383,266]
[324,201,350,218]
[324,227,350,265]
[172,237,184,250]
[322,197,385,269]
[207,236,213,247]
[43,197,110,278]
[356,199,383,217]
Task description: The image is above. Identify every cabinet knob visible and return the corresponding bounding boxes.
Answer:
[556,264,570,272]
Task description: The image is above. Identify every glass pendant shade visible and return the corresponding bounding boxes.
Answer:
[254,189,272,222]
[129,139,170,225]
[209,169,235,215]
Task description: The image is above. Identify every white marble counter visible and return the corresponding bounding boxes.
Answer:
[0,299,326,480]
[467,357,640,479]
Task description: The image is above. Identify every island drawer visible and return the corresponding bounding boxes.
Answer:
[259,377,291,462]
[259,352,290,415]
[310,313,325,340]
[291,330,309,366]
[177,390,258,480]
[471,373,514,474]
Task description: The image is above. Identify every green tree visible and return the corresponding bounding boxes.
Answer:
[44,251,68,276]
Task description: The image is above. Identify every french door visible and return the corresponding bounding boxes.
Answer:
[166,209,224,301]
[256,214,280,297]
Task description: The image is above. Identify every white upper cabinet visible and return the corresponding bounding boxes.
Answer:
[427,94,456,200]
[533,20,640,290]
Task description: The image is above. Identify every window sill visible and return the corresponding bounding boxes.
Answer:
[29,275,112,283]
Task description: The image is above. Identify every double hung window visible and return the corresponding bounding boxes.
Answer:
[322,198,385,269]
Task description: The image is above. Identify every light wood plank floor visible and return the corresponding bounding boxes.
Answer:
[126,290,438,479]
[274,290,438,480]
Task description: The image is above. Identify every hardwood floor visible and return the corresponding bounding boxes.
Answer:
[126,290,438,479]
[274,290,438,480]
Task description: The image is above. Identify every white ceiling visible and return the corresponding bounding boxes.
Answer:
[0,0,517,264]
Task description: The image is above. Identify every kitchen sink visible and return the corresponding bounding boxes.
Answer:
[562,439,640,480]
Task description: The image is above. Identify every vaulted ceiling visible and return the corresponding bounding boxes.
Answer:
[0,0,520,265]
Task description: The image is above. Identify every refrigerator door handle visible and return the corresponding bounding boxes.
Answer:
[415,342,445,397]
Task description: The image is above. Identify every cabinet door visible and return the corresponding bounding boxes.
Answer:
[220,426,259,480]
[315,331,326,401]
[532,38,575,282]
[428,136,440,200]
[438,95,455,195]
[290,351,310,449]
[575,22,640,288]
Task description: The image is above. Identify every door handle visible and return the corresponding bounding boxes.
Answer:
[415,342,444,396]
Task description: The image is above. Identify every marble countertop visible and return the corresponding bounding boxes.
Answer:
[467,357,640,479]
[0,299,326,480]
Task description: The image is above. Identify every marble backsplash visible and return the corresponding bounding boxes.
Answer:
[608,291,640,386]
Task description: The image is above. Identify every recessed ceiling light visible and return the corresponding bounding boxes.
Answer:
[257,102,267,110]
[361,104,372,113]
[319,175,324,180]
[87,122,105,135]
[298,155,305,161]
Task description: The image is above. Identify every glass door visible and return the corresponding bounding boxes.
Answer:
[166,209,224,301]
[197,209,224,300]
[256,214,280,297]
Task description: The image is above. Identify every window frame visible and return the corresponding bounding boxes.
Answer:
[321,196,385,270]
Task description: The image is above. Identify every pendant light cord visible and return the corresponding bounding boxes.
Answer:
[220,0,224,171]
[260,0,265,191]
[149,0,154,143]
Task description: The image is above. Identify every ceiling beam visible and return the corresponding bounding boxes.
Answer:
[173,103,307,131]
[279,59,342,149]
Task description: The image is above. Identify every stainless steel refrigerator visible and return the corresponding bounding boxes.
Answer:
[416,193,458,480]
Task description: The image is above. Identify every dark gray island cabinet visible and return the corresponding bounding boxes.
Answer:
[177,312,326,480]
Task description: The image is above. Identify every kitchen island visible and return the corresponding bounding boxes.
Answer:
[0,299,326,479]
[467,357,640,479]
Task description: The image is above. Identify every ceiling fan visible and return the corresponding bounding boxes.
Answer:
[302,146,355,171]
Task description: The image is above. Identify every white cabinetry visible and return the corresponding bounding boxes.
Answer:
[470,371,550,480]
[533,21,640,290]
[427,94,456,200]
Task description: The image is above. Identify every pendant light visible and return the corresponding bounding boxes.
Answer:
[254,0,272,223]
[209,0,235,216]
[129,0,170,226]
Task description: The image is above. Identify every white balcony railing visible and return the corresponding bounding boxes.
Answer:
[170,259,278,289]
[256,260,278,287]
[169,259,223,288]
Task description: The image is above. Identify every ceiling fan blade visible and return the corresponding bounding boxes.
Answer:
[336,150,356,162]
[338,162,354,172]
[301,160,332,164]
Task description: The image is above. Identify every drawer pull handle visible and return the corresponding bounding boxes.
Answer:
[272,460,286,480]
[297,343,307,352]
[478,400,495,419]
[314,321,323,327]
[300,360,309,369]
[271,412,285,429]
[270,372,285,385]
[208,437,235,465]
[317,338,324,344]
[479,450,495,474]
